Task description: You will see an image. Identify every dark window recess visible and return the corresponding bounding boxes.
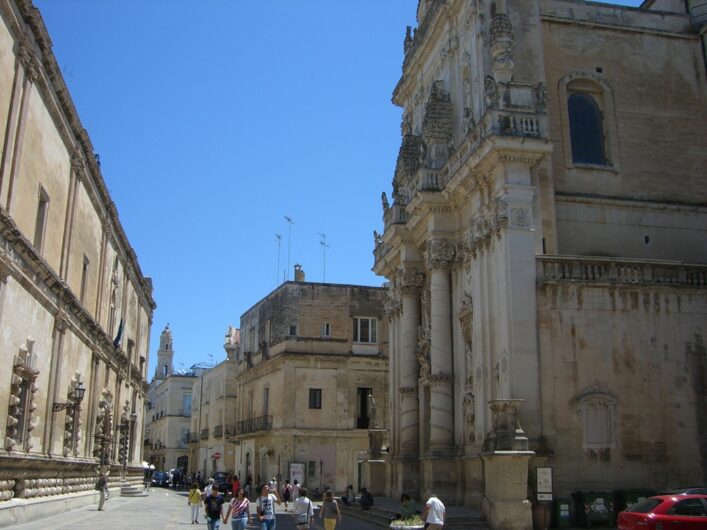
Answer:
[289,325,297,336]
[568,93,606,165]
[356,387,372,429]
[308,388,322,409]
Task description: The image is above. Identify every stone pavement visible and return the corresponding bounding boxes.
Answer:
[11,488,382,530]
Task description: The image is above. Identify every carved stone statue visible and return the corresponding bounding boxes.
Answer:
[367,394,378,429]
[463,392,476,443]
[373,230,382,247]
[381,192,389,212]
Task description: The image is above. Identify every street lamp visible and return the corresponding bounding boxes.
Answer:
[51,382,86,412]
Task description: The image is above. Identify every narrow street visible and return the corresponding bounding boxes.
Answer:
[12,489,381,530]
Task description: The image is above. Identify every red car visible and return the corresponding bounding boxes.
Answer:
[618,495,707,530]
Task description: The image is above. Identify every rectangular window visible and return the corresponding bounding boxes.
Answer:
[33,187,49,253]
[307,460,316,477]
[356,387,372,429]
[353,317,377,343]
[321,322,331,337]
[263,387,269,416]
[289,324,297,337]
[79,255,89,304]
[308,388,322,409]
[182,394,192,416]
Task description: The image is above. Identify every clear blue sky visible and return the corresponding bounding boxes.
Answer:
[34,0,642,375]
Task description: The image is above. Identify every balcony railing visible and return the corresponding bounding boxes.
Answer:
[189,432,199,443]
[235,415,272,436]
[213,425,223,438]
[224,424,236,436]
[200,428,209,440]
[537,256,707,287]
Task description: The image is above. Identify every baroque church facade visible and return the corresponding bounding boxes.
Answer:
[374,0,707,507]
[0,0,155,524]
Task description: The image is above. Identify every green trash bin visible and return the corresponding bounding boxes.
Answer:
[552,498,572,528]
[572,491,613,527]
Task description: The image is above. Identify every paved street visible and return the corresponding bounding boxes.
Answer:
[12,489,381,530]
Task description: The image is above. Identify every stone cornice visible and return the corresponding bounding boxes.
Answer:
[7,0,156,313]
[0,207,148,391]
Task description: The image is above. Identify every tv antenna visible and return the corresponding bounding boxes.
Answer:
[318,233,329,282]
[275,234,282,286]
[284,216,295,280]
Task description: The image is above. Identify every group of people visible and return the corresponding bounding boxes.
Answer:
[187,480,342,530]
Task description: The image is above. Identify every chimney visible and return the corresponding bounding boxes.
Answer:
[294,264,305,282]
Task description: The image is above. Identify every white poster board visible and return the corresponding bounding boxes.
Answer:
[290,463,305,486]
[536,467,553,502]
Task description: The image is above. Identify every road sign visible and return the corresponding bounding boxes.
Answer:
[213,452,221,459]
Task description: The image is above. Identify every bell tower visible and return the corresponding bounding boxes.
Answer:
[154,324,174,380]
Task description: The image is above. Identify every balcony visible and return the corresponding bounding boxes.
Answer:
[235,415,272,436]
[224,424,236,436]
[189,432,199,444]
[537,256,707,287]
[200,428,209,440]
[213,425,223,438]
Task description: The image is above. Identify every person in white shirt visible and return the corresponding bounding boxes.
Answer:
[257,483,282,529]
[422,494,446,530]
[292,486,314,529]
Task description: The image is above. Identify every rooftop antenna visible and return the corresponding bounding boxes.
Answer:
[318,233,329,282]
[208,353,213,368]
[275,234,282,287]
[284,216,295,280]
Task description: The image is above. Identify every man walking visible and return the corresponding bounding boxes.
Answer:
[96,472,109,511]
[422,494,446,530]
[203,484,226,530]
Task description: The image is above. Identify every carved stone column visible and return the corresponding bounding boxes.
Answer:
[427,240,455,452]
[399,270,423,458]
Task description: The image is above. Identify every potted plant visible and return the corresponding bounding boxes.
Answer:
[389,515,425,529]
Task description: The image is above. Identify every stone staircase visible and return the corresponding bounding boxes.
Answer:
[338,501,489,530]
[119,480,148,497]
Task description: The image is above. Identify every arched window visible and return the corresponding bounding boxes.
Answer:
[568,93,605,165]
[558,73,619,171]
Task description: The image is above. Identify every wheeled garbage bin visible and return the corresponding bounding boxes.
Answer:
[572,491,613,527]
[552,498,572,528]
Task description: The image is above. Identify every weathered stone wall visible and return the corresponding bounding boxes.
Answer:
[537,261,707,492]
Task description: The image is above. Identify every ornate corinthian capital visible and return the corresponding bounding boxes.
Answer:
[427,239,455,269]
[399,270,424,296]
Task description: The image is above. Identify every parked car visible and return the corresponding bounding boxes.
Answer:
[660,487,707,496]
[617,495,707,530]
[151,471,170,487]
[211,472,232,495]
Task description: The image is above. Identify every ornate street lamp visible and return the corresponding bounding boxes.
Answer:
[51,382,86,412]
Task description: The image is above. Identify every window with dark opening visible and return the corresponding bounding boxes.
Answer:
[568,93,606,165]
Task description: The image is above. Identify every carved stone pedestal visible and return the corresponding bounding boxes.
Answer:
[481,399,535,530]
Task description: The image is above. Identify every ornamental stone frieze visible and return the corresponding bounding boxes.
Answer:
[429,371,454,384]
[426,239,455,269]
[399,386,417,395]
[17,43,39,82]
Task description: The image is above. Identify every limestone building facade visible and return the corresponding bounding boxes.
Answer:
[229,272,388,494]
[187,346,239,478]
[144,326,195,472]
[374,0,707,507]
[0,0,155,523]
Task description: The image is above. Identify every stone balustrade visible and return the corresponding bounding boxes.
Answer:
[383,203,409,230]
[537,255,707,287]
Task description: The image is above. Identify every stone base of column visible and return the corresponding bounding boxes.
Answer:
[420,455,462,504]
[392,456,420,499]
[481,452,534,530]
[463,455,484,510]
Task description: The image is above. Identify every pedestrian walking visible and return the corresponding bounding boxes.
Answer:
[203,484,226,530]
[292,479,301,501]
[223,487,250,530]
[256,483,282,530]
[188,482,203,524]
[282,479,293,511]
[95,472,109,511]
[292,487,314,529]
[318,490,342,530]
[422,493,446,530]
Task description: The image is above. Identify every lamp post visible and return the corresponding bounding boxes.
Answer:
[52,382,86,455]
